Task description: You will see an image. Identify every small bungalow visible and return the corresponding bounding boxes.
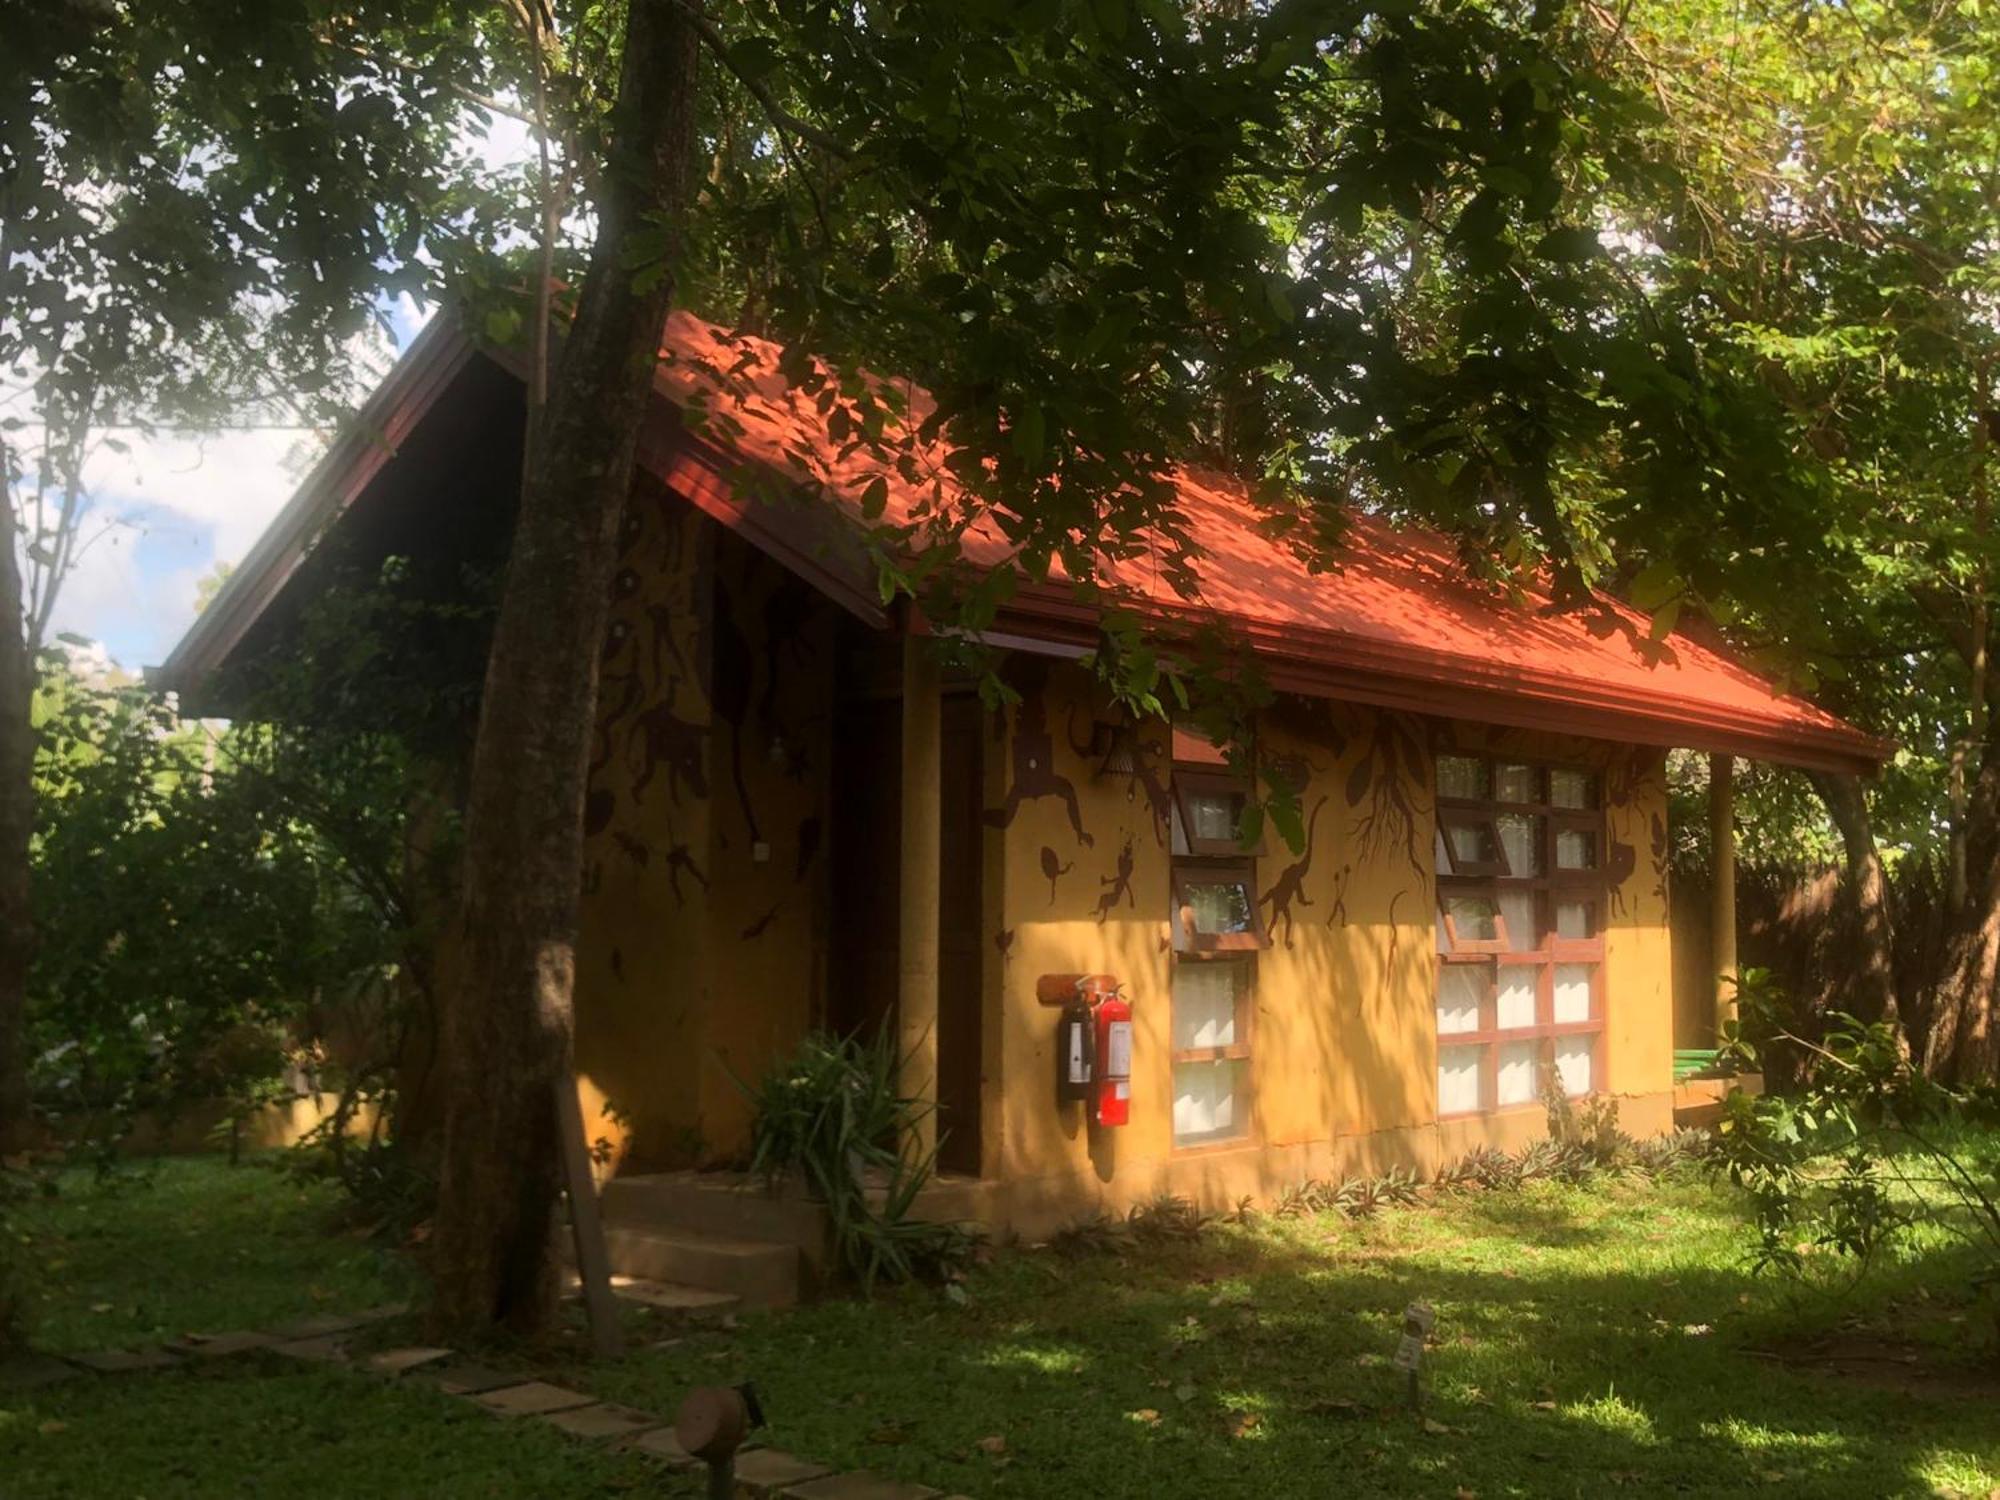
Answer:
[161,312,1887,1300]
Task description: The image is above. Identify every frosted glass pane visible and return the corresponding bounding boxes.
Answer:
[1557,900,1592,940]
[1495,762,1538,802]
[1438,1045,1485,1114]
[1551,768,1594,809]
[1173,961,1240,1050]
[1186,791,1237,844]
[1499,889,1537,951]
[1174,1060,1245,1144]
[1497,1040,1540,1106]
[1496,969,1537,1030]
[1555,1036,1594,1096]
[1448,820,1502,868]
[1444,894,1499,944]
[1437,755,1488,799]
[1437,963,1484,1034]
[1554,963,1594,1023]
[1497,814,1542,875]
[1186,880,1254,933]
[1556,827,1597,870]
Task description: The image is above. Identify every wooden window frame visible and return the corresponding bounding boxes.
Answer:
[1170,953,1255,1150]
[1172,858,1268,953]
[1438,813,1509,877]
[1173,768,1259,858]
[1433,752,1608,1118]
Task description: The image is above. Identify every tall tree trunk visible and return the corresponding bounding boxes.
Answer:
[1809,770,1900,1033]
[0,495,31,1160]
[428,0,699,1340]
[1926,753,2000,1083]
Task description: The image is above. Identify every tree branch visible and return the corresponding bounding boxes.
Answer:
[671,1,855,161]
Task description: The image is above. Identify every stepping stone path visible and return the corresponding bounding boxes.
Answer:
[17,1301,962,1500]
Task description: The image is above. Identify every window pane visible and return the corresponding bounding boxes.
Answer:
[1186,791,1239,845]
[1447,819,1502,869]
[1555,1035,1594,1096]
[1556,899,1593,940]
[1554,963,1594,1023]
[1434,826,1452,876]
[1438,1044,1486,1114]
[1443,894,1500,944]
[1495,762,1539,803]
[1174,960,1241,1050]
[1496,814,1543,875]
[1550,768,1595,809]
[1496,968,1537,1030]
[1174,1059,1247,1144]
[1185,880,1254,934]
[1437,754,1488,800]
[1497,1040,1540,1106]
[1499,888,1537,952]
[1556,827,1597,870]
[1437,962,1484,1035]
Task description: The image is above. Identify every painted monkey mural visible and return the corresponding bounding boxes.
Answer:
[1094,835,1137,923]
[984,657,1094,847]
[1040,845,1073,904]
[1259,797,1327,947]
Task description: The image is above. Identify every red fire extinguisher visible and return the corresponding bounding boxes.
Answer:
[1083,975,1132,1128]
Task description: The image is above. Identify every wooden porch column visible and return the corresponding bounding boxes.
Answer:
[898,630,942,1161]
[1710,752,1738,1035]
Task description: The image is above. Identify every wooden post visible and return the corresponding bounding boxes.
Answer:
[1710,752,1738,1036]
[898,629,942,1162]
[555,1076,622,1359]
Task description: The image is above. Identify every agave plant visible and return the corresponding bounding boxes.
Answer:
[1127,1191,1215,1242]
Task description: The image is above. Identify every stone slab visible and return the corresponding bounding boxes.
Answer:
[270,1336,349,1364]
[433,1363,529,1396]
[266,1302,406,1340]
[364,1346,455,1378]
[782,1472,943,1500]
[66,1348,181,1374]
[474,1380,596,1417]
[0,1354,83,1389]
[733,1448,833,1493]
[628,1425,700,1470]
[541,1402,662,1442]
[168,1330,277,1358]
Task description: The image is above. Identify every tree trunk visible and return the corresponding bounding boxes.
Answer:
[1809,771,1900,1033]
[1925,753,2000,1083]
[427,0,699,1340]
[0,495,32,1160]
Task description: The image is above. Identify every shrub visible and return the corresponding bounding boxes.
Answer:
[741,1029,972,1291]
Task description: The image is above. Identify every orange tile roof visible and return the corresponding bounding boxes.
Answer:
[645,311,1888,775]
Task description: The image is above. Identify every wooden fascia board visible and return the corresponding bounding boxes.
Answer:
[153,318,478,698]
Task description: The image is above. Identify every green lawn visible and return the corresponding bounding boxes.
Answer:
[4,1154,1998,1498]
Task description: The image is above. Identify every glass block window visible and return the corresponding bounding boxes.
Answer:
[1433,750,1607,1114]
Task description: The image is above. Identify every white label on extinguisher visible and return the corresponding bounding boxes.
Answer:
[1067,1026,1088,1084]
[1105,1020,1133,1078]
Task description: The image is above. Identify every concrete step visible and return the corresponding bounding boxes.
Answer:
[601,1224,801,1310]
[601,1172,830,1256]
[608,1275,739,1316]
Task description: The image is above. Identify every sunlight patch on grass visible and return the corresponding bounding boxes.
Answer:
[1562,1390,1660,1444]
[976,1342,1090,1376]
[1916,1445,2000,1494]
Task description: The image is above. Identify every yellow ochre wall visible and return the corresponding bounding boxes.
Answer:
[982,662,1675,1236]
[575,484,835,1173]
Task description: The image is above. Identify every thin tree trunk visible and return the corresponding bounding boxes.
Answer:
[1809,770,1900,1033]
[0,486,30,1160]
[428,0,699,1340]
[1927,752,2000,1083]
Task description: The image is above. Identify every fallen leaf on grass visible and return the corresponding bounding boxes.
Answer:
[1174,1383,1197,1403]
[1455,1488,1478,1499]
[867,1424,911,1446]
[1423,1417,1457,1436]
[38,1421,66,1435]
[1305,1398,1365,1418]
[1757,1470,1787,1484]
[975,1435,1007,1456]
[1530,1400,1558,1411]
[1227,1412,1263,1439]
[1126,1408,1162,1427]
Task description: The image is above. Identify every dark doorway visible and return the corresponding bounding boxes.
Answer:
[826,687,984,1177]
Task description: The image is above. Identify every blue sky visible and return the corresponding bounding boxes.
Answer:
[52,295,435,671]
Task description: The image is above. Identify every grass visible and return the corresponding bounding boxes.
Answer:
[3,1152,1998,1498]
